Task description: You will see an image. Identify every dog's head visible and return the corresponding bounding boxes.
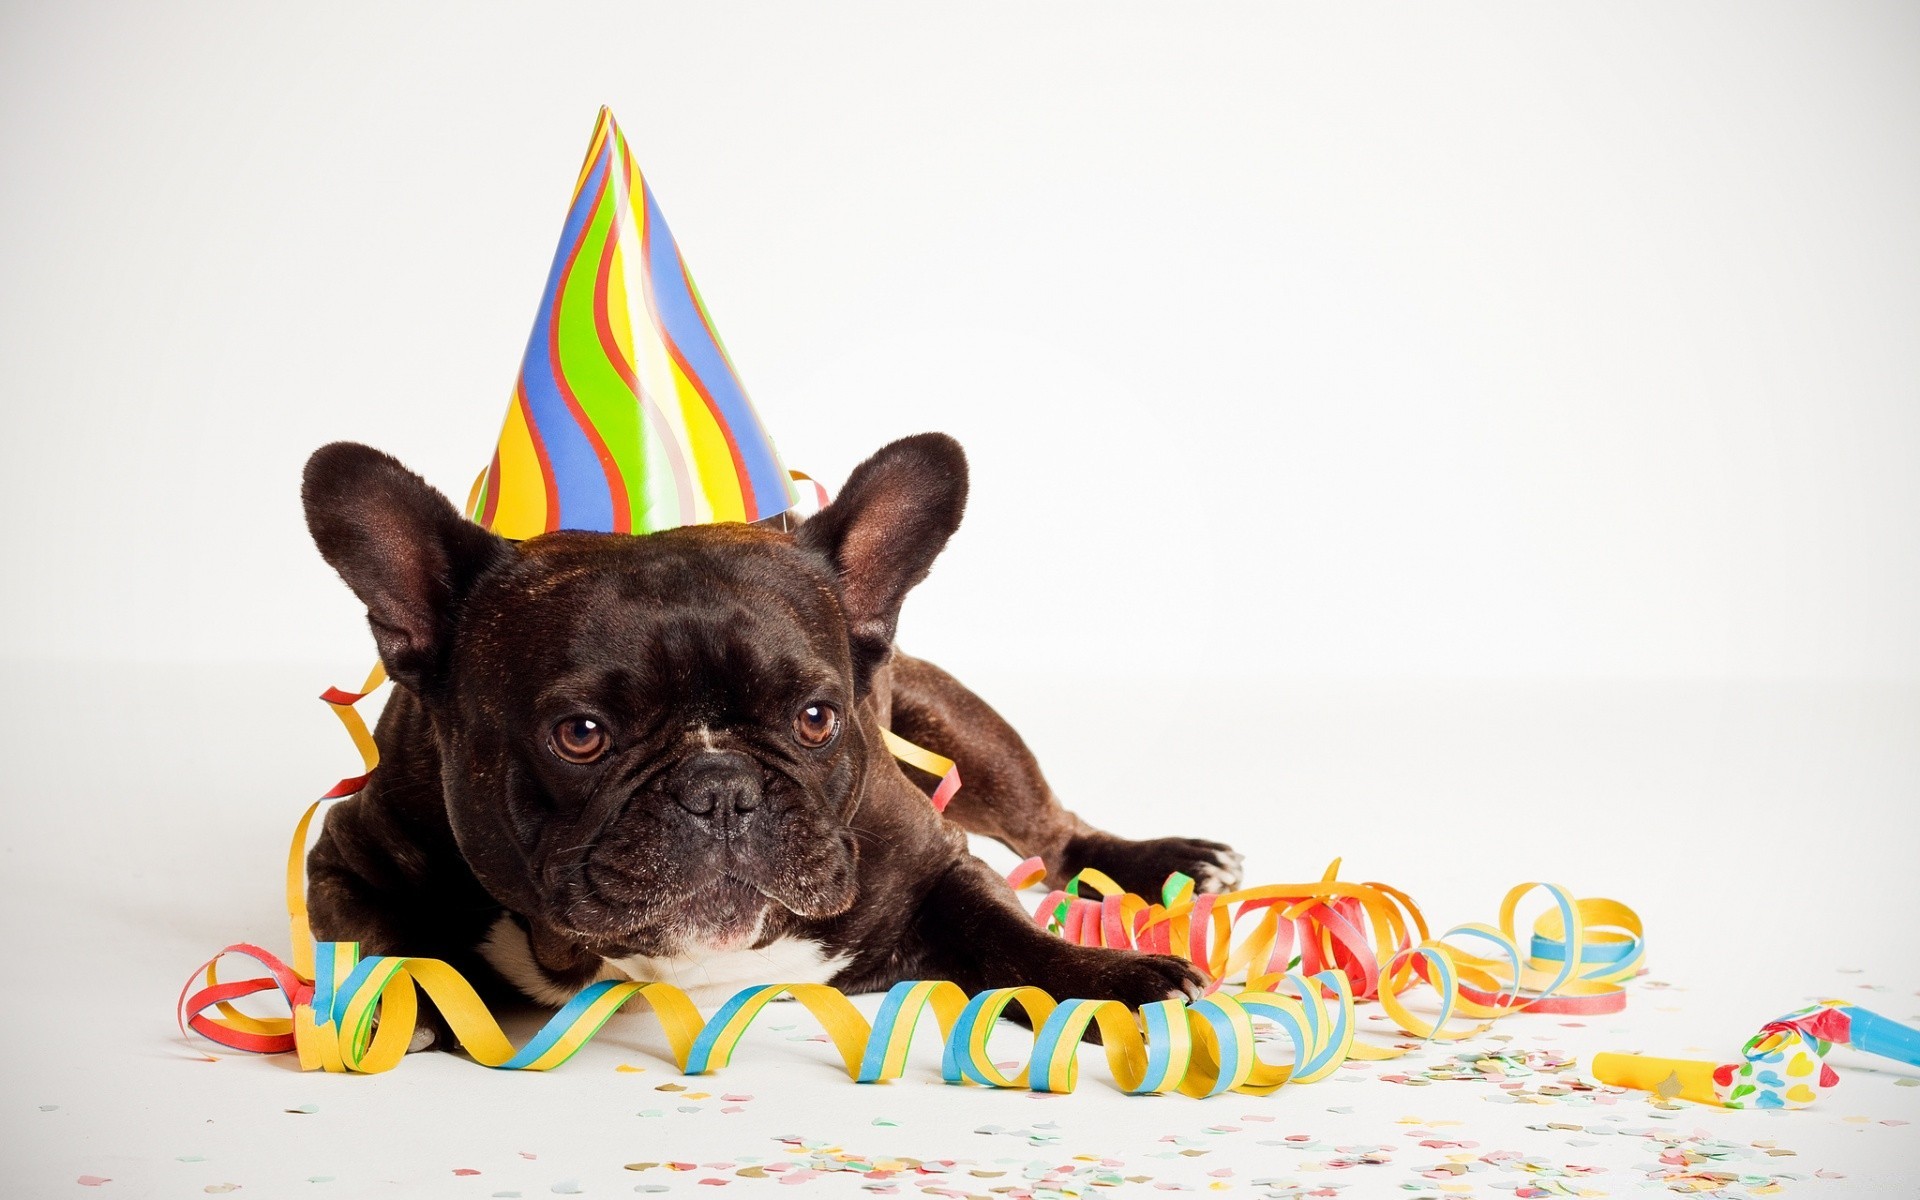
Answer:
[301,435,967,958]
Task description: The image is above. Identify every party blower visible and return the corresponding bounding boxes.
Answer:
[1595,1000,1920,1109]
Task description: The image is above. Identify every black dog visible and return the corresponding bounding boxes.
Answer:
[302,434,1242,1047]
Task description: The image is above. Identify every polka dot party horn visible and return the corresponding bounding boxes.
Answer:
[1594,1000,1920,1109]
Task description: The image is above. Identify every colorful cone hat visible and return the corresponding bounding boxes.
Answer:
[465,108,797,538]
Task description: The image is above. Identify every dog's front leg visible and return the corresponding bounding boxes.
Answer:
[306,801,498,1053]
[902,857,1206,1009]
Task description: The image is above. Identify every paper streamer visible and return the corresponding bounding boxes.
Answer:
[879,728,961,812]
[1025,863,1643,1029]
[181,668,1646,1094]
[1594,1001,1920,1109]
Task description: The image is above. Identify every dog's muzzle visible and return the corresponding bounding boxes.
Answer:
[666,749,764,822]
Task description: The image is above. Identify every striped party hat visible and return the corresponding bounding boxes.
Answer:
[465,108,798,538]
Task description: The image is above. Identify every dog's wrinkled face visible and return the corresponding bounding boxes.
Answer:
[445,527,862,957]
[302,434,967,960]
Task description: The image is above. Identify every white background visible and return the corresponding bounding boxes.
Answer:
[2,1,1916,680]
[2,3,1918,1196]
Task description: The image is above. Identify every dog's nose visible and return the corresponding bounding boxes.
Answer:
[669,751,763,817]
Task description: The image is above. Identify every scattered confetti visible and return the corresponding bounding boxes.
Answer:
[1612,1125,1815,1197]
[1381,1046,1575,1087]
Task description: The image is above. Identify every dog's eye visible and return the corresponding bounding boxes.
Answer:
[549,716,609,764]
[793,703,839,749]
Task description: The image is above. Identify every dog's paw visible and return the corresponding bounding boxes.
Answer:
[1179,841,1246,894]
[1052,943,1208,1009]
[1059,832,1244,897]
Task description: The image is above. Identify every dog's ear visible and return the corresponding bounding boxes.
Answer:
[302,442,512,692]
[798,433,967,687]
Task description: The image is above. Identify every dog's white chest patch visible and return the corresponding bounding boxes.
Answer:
[479,916,850,1009]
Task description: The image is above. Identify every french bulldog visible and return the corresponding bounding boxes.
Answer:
[300,434,1243,1049]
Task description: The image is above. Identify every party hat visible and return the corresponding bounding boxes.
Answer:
[465,108,797,538]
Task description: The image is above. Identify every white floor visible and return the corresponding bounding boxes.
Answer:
[3,663,1917,1198]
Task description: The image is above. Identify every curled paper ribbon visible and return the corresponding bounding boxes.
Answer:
[878,728,961,812]
[1026,861,1644,1032]
[181,669,1645,1093]
[788,470,830,515]
[1594,1001,1920,1109]
[182,939,1366,1094]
